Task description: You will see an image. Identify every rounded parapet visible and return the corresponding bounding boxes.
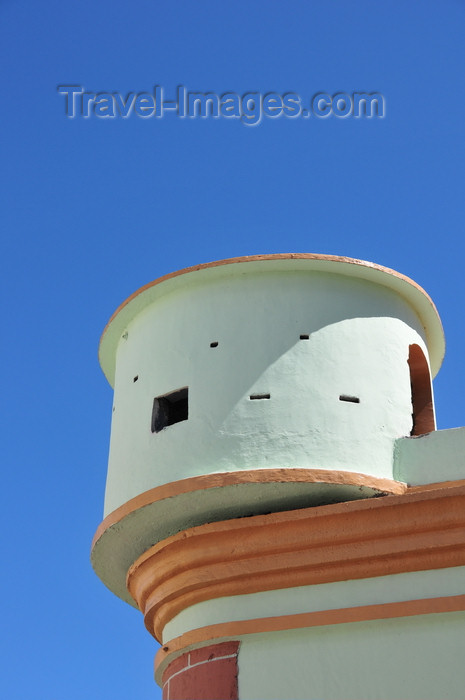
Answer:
[91,469,405,606]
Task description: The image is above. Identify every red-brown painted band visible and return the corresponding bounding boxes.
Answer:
[162,641,239,700]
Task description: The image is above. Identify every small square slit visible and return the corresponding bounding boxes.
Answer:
[152,387,189,432]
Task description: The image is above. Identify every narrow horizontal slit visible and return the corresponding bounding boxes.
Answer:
[210,341,218,348]
[339,395,360,403]
[250,393,271,400]
[300,334,310,340]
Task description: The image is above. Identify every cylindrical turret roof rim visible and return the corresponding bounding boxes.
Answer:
[99,253,445,385]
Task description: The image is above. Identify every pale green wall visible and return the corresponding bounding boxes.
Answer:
[395,428,465,484]
[238,612,465,700]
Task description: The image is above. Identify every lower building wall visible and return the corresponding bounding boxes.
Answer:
[237,611,465,700]
[159,611,465,699]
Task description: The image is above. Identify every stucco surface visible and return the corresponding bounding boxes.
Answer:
[395,428,465,484]
[238,612,465,700]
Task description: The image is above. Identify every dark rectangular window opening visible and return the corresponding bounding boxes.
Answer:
[152,387,188,433]
[249,393,271,400]
[339,394,360,404]
[300,334,310,340]
[210,341,218,348]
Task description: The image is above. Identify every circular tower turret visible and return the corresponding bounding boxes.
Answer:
[92,254,444,606]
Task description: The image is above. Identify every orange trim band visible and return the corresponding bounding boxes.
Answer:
[407,478,465,492]
[127,482,465,641]
[92,468,406,549]
[154,594,465,681]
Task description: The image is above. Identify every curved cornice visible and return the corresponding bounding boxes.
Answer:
[91,469,405,605]
[127,481,465,642]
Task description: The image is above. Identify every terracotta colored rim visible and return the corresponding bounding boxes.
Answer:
[99,253,445,384]
[92,468,405,550]
[102,254,434,339]
[127,481,465,642]
[154,594,465,683]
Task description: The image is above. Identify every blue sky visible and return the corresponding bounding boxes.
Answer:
[1,1,465,698]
